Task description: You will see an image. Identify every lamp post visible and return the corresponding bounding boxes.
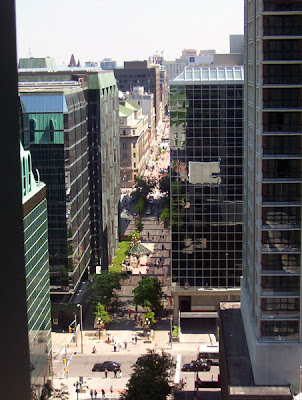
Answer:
[77,304,83,353]
[97,317,102,339]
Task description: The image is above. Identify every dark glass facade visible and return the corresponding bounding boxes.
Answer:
[170,78,243,288]
[20,86,91,290]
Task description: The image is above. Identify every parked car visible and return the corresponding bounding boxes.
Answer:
[92,361,121,372]
[181,361,210,372]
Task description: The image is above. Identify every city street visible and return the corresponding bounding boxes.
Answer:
[51,118,220,399]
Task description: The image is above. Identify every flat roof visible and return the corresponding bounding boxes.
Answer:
[171,66,244,84]
[220,302,293,399]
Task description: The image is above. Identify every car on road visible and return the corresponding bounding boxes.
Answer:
[92,361,121,372]
[148,196,154,204]
[181,361,210,372]
[145,207,152,215]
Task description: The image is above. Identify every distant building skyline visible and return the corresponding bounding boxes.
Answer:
[15,0,243,65]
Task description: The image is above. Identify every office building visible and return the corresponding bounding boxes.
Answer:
[119,100,149,187]
[241,0,302,388]
[114,61,161,126]
[21,142,52,398]
[100,58,117,70]
[128,86,156,140]
[170,66,244,323]
[18,64,120,276]
[19,81,91,327]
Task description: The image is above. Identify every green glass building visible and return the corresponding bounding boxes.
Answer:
[21,142,52,398]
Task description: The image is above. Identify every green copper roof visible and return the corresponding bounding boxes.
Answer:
[125,242,152,257]
[119,104,133,117]
[18,57,56,69]
[88,71,117,90]
[124,100,141,111]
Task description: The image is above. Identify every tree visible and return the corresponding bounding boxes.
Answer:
[160,208,170,228]
[134,176,152,197]
[135,218,144,233]
[94,302,112,326]
[143,307,156,326]
[87,271,121,311]
[132,276,163,312]
[135,196,146,216]
[159,174,170,195]
[120,350,176,400]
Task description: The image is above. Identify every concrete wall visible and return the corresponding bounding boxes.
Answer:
[241,285,302,391]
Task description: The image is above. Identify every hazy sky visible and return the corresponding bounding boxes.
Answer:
[15,0,243,66]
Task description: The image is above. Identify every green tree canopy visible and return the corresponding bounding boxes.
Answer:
[159,174,170,195]
[132,276,163,312]
[135,197,146,216]
[135,218,144,233]
[160,208,170,228]
[120,350,176,400]
[87,271,121,311]
[134,176,154,197]
[94,302,112,326]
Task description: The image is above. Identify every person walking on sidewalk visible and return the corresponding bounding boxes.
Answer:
[94,389,98,398]
[119,368,123,378]
[110,386,113,395]
[101,388,105,398]
[104,368,108,378]
[90,389,93,399]
[114,367,118,378]
[124,339,128,349]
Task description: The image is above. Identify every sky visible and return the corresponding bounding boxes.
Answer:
[15,0,244,67]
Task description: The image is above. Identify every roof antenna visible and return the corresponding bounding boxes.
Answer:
[28,41,32,58]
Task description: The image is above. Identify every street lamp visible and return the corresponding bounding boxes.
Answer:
[77,304,83,353]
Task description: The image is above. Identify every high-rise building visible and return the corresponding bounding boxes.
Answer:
[170,66,244,322]
[241,0,302,388]
[19,81,91,328]
[21,142,52,398]
[18,64,121,276]
[113,61,162,127]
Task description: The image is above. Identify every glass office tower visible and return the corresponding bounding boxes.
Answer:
[241,0,302,387]
[21,143,52,398]
[170,67,244,294]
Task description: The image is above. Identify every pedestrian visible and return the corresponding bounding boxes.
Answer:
[134,313,137,321]
[184,377,187,387]
[118,342,121,352]
[160,234,162,240]
[162,244,164,250]
[90,389,93,399]
[114,367,117,378]
[119,368,122,378]
[94,389,98,398]
[147,231,150,239]
[135,335,138,344]
[104,368,108,378]
[132,334,135,343]
[163,235,165,240]
[101,388,105,398]
[211,374,214,382]
[161,263,164,269]
[110,385,113,395]
[128,309,131,318]
[124,339,128,349]
[113,342,117,352]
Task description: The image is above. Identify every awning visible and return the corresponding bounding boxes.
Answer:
[180,312,218,319]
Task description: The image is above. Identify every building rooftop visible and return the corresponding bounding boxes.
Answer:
[220,302,293,399]
[171,66,244,84]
